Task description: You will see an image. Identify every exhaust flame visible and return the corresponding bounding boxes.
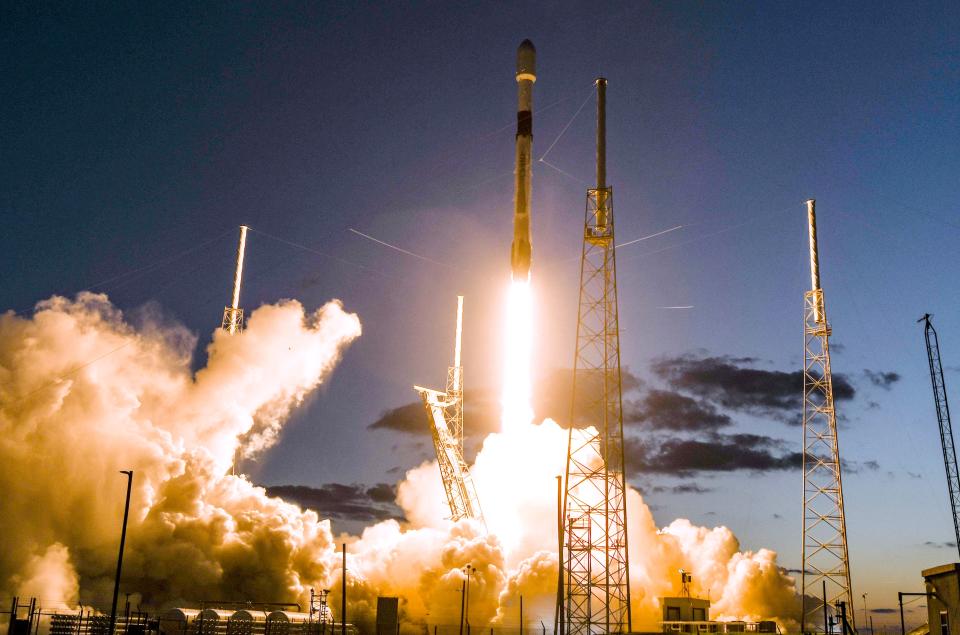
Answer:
[501,279,534,432]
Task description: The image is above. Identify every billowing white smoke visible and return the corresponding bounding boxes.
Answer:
[353,419,800,632]
[0,292,360,607]
[0,292,799,633]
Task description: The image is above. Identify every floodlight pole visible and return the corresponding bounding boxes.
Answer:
[109,471,133,635]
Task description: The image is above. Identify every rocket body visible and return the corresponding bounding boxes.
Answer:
[511,39,536,281]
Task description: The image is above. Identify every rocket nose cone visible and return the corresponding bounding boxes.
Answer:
[516,39,536,77]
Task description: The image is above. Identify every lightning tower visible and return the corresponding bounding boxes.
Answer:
[221,225,249,333]
[415,296,484,524]
[801,199,854,633]
[919,314,960,561]
[563,78,631,635]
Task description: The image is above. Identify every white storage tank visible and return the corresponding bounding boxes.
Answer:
[159,609,200,635]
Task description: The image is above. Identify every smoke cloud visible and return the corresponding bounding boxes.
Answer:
[0,292,360,607]
[1,293,801,633]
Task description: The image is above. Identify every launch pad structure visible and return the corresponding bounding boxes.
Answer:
[800,199,855,633]
[222,225,249,334]
[562,77,631,635]
[414,296,484,525]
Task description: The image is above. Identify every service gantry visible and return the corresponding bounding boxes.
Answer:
[221,225,249,333]
[414,296,484,524]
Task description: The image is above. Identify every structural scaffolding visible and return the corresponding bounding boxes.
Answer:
[221,225,249,334]
[919,314,960,562]
[562,78,631,635]
[414,296,484,525]
[800,199,855,634]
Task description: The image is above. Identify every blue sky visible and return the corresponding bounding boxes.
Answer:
[2,1,958,625]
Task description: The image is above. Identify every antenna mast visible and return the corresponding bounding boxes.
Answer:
[919,314,960,560]
[800,199,854,633]
[221,225,249,333]
[563,77,631,635]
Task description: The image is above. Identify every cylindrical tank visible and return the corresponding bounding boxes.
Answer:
[227,610,267,635]
[194,609,233,635]
[265,612,316,635]
[159,609,200,635]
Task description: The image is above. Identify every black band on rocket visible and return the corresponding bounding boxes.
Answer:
[517,111,532,136]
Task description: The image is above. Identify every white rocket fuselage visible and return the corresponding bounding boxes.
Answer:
[511,39,536,281]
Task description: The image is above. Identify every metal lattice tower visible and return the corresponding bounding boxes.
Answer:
[919,313,960,561]
[563,78,631,635]
[801,199,854,634]
[221,225,249,333]
[414,296,484,525]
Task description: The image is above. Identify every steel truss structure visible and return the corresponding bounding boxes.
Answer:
[801,200,854,634]
[920,314,960,561]
[414,297,484,525]
[222,225,249,334]
[563,78,631,635]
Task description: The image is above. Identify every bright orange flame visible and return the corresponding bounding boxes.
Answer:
[501,279,534,432]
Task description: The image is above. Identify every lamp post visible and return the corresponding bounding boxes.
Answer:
[109,471,133,635]
[464,565,477,635]
[862,593,869,634]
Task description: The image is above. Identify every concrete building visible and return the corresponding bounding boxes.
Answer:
[923,563,960,635]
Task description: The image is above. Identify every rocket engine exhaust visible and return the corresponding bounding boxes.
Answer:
[510,39,536,281]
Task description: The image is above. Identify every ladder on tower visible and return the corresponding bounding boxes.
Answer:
[413,296,484,525]
[919,313,960,561]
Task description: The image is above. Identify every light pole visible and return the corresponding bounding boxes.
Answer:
[464,565,477,635]
[862,593,869,635]
[109,471,133,635]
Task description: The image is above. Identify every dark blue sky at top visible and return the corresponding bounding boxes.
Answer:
[2,1,959,614]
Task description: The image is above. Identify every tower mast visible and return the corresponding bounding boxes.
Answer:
[919,314,960,561]
[801,199,854,633]
[221,225,249,333]
[563,78,631,635]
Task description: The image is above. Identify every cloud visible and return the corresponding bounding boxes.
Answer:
[627,390,732,432]
[650,354,856,421]
[863,370,901,390]
[655,483,714,494]
[871,608,899,614]
[265,484,404,523]
[627,433,802,476]
[369,368,645,436]
[923,541,958,549]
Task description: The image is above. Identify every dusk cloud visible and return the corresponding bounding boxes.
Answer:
[265,483,404,523]
[626,389,731,432]
[650,354,857,421]
[863,369,901,390]
[626,433,802,476]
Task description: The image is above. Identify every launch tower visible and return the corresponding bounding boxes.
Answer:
[221,225,249,333]
[414,296,484,524]
[562,78,631,635]
[919,314,960,561]
[800,199,855,633]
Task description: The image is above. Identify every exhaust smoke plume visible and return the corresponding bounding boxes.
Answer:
[0,291,800,633]
[0,292,360,607]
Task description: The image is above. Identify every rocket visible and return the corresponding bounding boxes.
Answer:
[510,39,536,281]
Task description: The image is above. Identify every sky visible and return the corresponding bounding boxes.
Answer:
[2,1,959,627]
